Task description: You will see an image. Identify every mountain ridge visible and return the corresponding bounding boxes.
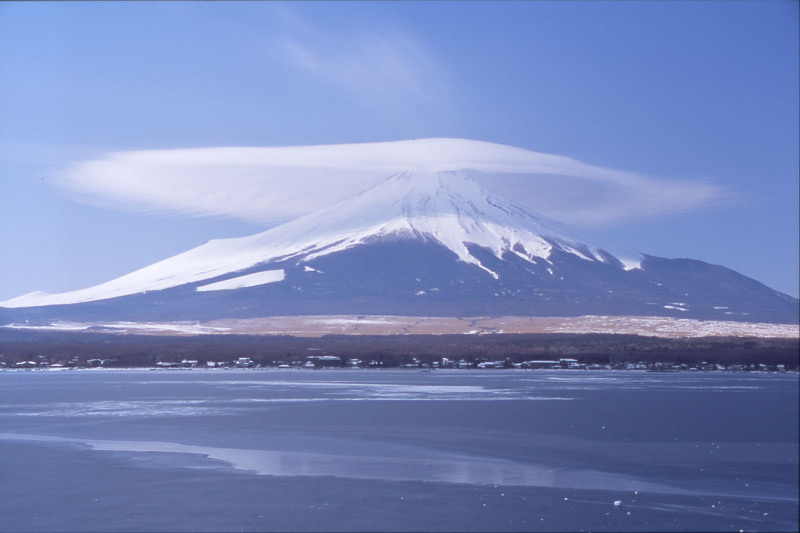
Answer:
[1,169,797,325]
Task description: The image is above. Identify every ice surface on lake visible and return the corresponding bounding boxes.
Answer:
[1,370,797,532]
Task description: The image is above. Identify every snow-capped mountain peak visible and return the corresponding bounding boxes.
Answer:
[315,170,606,276]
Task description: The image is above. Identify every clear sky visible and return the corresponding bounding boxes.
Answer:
[1,1,798,301]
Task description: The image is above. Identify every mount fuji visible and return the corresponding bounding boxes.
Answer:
[1,166,797,326]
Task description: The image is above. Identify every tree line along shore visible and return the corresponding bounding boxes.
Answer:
[1,330,797,370]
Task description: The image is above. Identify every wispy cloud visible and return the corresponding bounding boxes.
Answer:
[264,6,454,124]
[54,138,729,227]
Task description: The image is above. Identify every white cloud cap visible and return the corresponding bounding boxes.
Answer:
[56,138,727,226]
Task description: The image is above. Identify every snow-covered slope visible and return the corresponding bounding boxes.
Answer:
[2,171,637,308]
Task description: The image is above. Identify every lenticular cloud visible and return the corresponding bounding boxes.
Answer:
[56,138,726,226]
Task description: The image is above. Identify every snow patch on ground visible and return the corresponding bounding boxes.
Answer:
[620,258,642,271]
[3,315,796,338]
[541,315,799,338]
[3,321,231,335]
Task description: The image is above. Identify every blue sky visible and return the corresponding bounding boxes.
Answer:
[1,1,798,300]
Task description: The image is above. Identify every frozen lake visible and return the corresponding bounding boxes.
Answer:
[1,369,797,531]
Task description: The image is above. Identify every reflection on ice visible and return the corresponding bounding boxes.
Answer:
[537,374,768,392]
[0,394,572,419]
[0,399,226,418]
[132,378,576,401]
[0,432,677,494]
